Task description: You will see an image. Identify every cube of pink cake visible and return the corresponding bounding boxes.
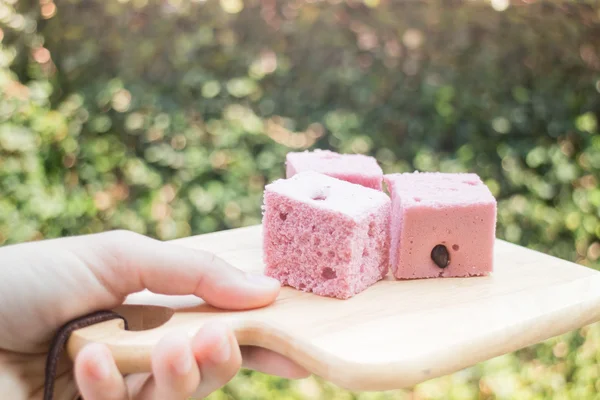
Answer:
[262,171,390,299]
[384,172,497,279]
[286,149,383,191]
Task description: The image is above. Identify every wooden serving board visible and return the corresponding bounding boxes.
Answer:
[67,225,600,391]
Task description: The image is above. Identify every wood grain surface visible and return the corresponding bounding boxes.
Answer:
[67,225,600,391]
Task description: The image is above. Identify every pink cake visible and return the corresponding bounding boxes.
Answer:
[285,149,383,190]
[262,171,390,299]
[384,172,497,279]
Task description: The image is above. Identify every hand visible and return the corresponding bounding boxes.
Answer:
[0,230,309,399]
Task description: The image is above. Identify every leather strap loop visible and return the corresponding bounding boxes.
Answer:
[44,310,128,400]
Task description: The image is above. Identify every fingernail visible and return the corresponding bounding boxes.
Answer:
[91,352,111,381]
[173,349,193,375]
[246,272,280,288]
[208,326,231,364]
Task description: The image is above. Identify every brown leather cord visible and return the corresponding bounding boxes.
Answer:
[44,310,128,400]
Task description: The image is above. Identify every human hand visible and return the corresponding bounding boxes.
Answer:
[0,230,309,399]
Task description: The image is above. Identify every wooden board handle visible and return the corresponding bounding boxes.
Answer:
[65,303,295,375]
[66,305,172,373]
[67,318,151,374]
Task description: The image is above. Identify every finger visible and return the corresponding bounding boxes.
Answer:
[79,230,281,310]
[74,343,128,400]
[241,346,311,379]
[133,333,200,400]
[190,321,242,398]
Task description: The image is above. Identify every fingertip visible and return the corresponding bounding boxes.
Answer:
[74,343,127,399]
[150,332,201,398]
[205,273,280,310]
[244,273,281,292]
[75,343,112,381]
[246,273,281,299]
[153,333,195,376]
[192,321,241,367]
[188,321,243,398]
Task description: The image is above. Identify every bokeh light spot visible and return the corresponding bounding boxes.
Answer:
[125,113,144,132]
[575,112,597,134]
[41,3,56,19]
[588,242,600,261]
[491,0,509,12]
[402,29,424,50]
[32,47,51,64]
[492,117,511,134]
[111,89,131,112]
[220,0,243,14]
[202,80,221,98]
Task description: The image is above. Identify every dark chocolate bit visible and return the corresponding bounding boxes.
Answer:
[431,244,450,268]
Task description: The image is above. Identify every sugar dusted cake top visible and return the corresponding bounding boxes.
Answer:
[265,171,389,220]
[384,172,496,207]
[286,149,383,176]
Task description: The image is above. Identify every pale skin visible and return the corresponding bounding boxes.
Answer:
[0,230,309,399]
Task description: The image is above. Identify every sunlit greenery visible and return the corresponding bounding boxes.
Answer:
[1,0,599,398]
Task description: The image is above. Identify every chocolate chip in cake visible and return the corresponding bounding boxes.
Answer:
[431,244,450,268]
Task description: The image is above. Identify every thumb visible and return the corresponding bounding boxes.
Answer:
[73,230,281,311]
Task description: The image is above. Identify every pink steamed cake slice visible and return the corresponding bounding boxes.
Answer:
[384,172,497,280]
[285,149,383,190]
[263,171,390,299]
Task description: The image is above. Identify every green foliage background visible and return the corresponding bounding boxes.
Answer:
[1,0,600,398]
